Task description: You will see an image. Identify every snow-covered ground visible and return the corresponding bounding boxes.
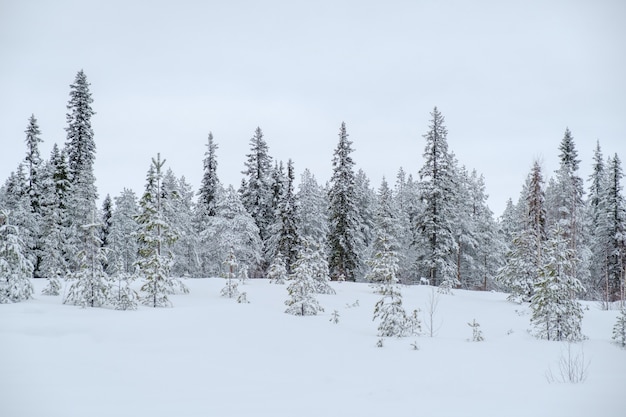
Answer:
[1,279,624,417]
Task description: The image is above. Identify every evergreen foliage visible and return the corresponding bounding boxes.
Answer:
[63,219,110,308]
[612,308,626,348]
[530,226,585,342]
[0,211,34,303]
[220,248,240,298]
[240,127,273,274]
[267,254,288,284]
[328,122,361,281]
[415,107,459,291]
[285,245,324,316]
[135,154,183,308]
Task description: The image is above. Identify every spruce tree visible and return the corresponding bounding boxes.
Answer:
[612,308,626,348]
[240,127,273,274]
[24,114,44,216]
[63,217,110,308]
[596,154,626,301]
[530,225,585,341]
[267,254,288,284]
[65,70,98,235]
[285,244,324,316]
[498,161,547,302]
[0,211,34,303]
[296,169,328,251]
[269,159,300,273]
[39,145,72,294]
[220,247,240,298]
[109,188,139,275]
[198,132,220,217]
[203,186,262,277]
[328,122,360,281]
[135,155,181,307]
[415,107,459,291]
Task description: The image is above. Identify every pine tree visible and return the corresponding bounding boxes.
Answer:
[63,216,110,308]
[135,154,180,308]
[328,122,360,281]
[285,244,324,316]
[240,127,273,274]
[530,225,585,341]
[100,194,113,272]
[415,107,459,291]
[0,211,34,303]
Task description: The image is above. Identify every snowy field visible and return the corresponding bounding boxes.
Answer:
[1,278,625,417]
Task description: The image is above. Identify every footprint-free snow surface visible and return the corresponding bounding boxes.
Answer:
[1,278,624,417]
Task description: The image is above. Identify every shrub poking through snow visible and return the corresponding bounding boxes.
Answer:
[468,319,484,342]
[330,310,340,324]
[613,308,626,348]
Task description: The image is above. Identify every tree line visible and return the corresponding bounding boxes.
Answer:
[1,71,624,327]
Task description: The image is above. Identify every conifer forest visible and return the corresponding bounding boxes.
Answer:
[2,70,626,416]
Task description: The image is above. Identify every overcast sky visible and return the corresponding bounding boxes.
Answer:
[1,0,624,216]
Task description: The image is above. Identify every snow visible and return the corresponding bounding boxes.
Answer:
[1,279,624,417]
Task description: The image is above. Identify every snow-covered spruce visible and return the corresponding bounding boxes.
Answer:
[63,220,110,308]
[220,248,240,299]
[135,154,181,308]
[0,211,34,303]
[285,245,324,316]
[267,254,288,284]
[530,226,585,342]
[613,308,626,348]
[369,233,419,337]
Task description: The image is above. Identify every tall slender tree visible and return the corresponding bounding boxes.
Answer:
[415,107,458,291]
[327,122,360,281]
[240,127,273,274]
[198,132,220,217]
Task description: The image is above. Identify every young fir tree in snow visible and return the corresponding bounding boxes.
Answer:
[240,127,273,274]
[0,211,34,303]
[267,253,288,284]
[498,161,547,302]
[110,261,138,311]
[370,233,418,337]
[414,107,459,291]
[587,141,606,297]
[285,243,324,316]
[612,308,626,348]
[220,247,240,298]
[327,122,361,281]
[530,225,585,342]
[63,217,110,308]
[135,155,181,308]
[304,238,335,295]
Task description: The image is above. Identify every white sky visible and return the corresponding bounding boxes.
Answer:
[1,0,625,216]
